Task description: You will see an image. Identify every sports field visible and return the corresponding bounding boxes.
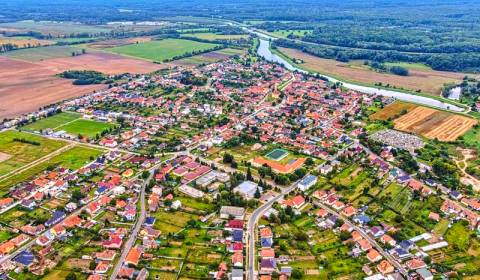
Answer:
[0,130,66,176]
[22,112,81,131]
[107,38,220,62]
[265,148,289,161]
[56,119,115,138]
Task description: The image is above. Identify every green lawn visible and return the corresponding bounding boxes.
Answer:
[267,29,312,38]
[0,130,66,176]
[462,125,480,151]
[108,38,220,62]
[22,112,81,132]
[445,221,471,251]
[56,119,115,139]
[0,145,103,193]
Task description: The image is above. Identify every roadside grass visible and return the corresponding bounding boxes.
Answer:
[0,130,66,177]
[108,38,220,62]
[0,145,103,194]
[55,119,115,138]
[22,112,81,131]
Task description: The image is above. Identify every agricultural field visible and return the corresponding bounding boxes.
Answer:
[87,36,152,49]
[181,32,249,41]
[2,45,89,61]
[0,145,103,193]
[0,20,112,36]
[22,112,81,131]
[277,47,466,95]
[107,38,220,62]
[173,48,244,67]
[370,101,418,121]
[0,56,104,119]
[0,130,66,177]
[56,119,115,138]
[0,35,54,47]
[393,106,477,141]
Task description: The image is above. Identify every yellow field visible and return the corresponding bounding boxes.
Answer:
[370,101,418,121]
[393,107,477,141]
[0,36,54,47]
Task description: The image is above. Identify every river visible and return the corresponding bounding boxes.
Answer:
[253,31,465,112]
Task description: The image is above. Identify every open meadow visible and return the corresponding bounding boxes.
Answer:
[277,47,467,95]
[0,145,103,193]
[0,130,66,177]
[107,38,220,62]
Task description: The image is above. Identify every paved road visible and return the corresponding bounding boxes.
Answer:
[246,180,299,280]
[109,168,155,280]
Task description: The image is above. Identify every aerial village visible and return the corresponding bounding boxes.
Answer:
[0,52,478,280]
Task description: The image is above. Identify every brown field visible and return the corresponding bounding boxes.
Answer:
[278,47,467,95]
[88,36,153,49]
[393,106,477,141]
[0,152,11,163]
[0,37,54,47]
[38,52,169,74]
[370,101,418,121]
[0,57,104,120]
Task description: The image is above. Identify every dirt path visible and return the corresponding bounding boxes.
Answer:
[454,148,480,192]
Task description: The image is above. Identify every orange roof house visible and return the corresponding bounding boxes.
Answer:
[0,241,15,255]
[358,239,372,251]
[260,227,273,238]
[366,249,382,262]
[377,260,394,274]
[125,246,142,266]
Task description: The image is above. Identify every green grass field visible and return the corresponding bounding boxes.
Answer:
[56,119,115,138]
[462,125,480,151]
[0,145,103,193]
[0,130,66,177]
[268,29,312,38]
[108,38,219,62]
[2,45,88,61]
[22,112,81,132]
[182,32,248,41]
